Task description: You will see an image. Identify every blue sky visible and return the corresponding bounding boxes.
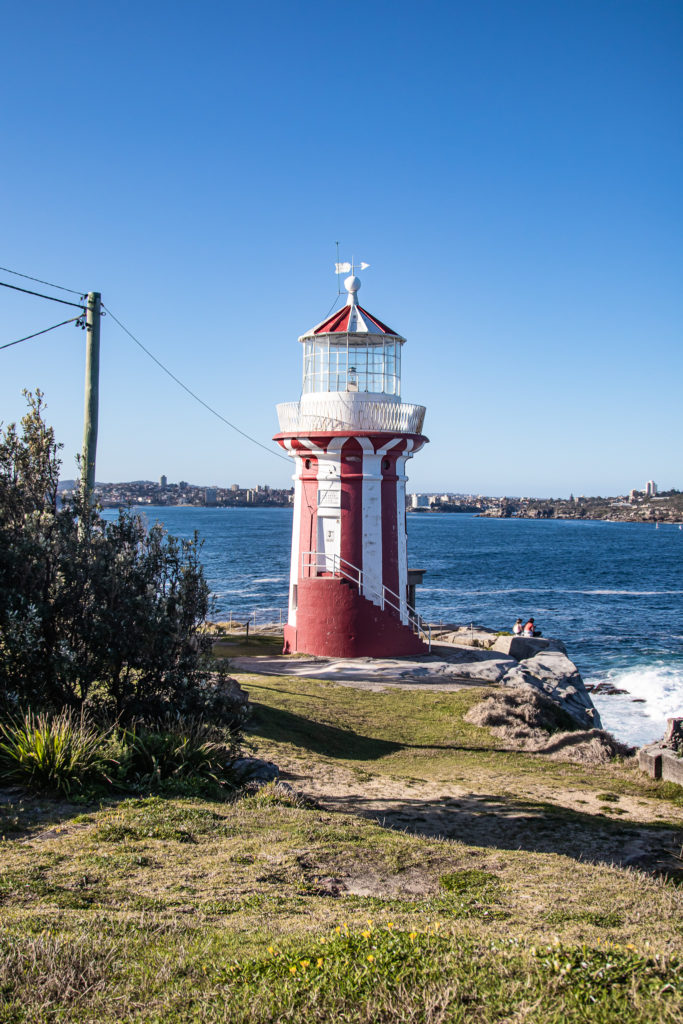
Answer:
[1,0,681,496]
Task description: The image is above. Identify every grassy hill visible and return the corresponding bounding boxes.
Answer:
[1,654,682,1022]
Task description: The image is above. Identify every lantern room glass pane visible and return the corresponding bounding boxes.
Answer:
[302,336,402,396]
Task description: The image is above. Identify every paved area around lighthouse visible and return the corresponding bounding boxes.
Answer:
[229,643,515,690]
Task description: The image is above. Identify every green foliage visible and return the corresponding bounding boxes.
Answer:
[545,908,625,928]
[0,710,239,799]
[111,718,239,794]
[0,391,238,725]
[94,796,229,842]
[216,928,683,1023]
[531,940,683,1004]
[0,709,110,797]
[439,869,501,899]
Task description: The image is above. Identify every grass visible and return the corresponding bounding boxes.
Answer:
[211,632,284,659]
[243,672,683,807]
[0,787,682,1021]
[1,663,682,1021]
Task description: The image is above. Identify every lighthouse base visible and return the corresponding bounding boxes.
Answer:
[283,577,429,659]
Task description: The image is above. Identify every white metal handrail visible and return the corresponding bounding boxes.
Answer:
[277,399,426,434]
[300,551,431,650]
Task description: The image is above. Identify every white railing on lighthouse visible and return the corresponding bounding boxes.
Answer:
[277,399,426,434]
[300,551,431,651]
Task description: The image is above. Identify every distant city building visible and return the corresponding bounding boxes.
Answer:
[159,474,167,488]
[204,488,217,506]
[410,493,430,509]
[629,489,639,503]
[230,484,240,492]
[646,480,658,497]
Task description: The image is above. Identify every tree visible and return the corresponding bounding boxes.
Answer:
[0,392,221,722]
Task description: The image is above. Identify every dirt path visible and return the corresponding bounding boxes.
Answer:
[277,753,683,876]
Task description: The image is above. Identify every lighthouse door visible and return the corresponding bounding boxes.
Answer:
[317,514,340,574]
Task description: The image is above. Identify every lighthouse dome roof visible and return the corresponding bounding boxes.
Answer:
[300,272,404,342]
[303,303,401,339]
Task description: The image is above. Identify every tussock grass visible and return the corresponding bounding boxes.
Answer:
[0,710,109,797]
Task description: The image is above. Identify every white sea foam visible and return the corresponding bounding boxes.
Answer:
[424,587,683,597]
[587,663,683,747]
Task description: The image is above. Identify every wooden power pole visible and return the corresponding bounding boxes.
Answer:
[81,291,101,505]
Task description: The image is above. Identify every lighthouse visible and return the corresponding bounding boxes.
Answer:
[274,268,429,657]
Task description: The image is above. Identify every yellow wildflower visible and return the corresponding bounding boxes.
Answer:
[300,960,310,969]
[387,922,394,930]
[367,954,375,962]
[317,958,324,967]
[409,932,417,942]
[361,930,371,939]
[267,946,275,955]
[334,926,341,934]
[289,965,297,974]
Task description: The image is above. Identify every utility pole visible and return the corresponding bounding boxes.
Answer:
[81,291,101,506]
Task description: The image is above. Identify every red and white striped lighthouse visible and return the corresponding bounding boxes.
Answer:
[274,269,429,657]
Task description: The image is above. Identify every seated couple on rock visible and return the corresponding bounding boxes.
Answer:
[513,617,541,637]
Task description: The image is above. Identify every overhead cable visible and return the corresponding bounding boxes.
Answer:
[102,304,290,463]
[0,316,82,351]
[0,280,85,309]
[0,264,83,296]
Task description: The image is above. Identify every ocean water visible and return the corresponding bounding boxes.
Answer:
[105,507,683,747]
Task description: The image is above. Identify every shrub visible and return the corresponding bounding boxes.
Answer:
[112,717,239,793]
[0,392,229,724]
[0,709,110,797]
[0,710,241,799]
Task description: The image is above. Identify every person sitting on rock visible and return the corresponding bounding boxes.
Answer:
[512,618,523,635]
[523,617,539,637]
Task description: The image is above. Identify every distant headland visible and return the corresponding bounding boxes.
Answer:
[58,479,682,523]
[408,488,683,524]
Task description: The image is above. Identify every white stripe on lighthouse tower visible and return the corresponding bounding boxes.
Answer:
[315,440,344,573]
[360,439,383,603]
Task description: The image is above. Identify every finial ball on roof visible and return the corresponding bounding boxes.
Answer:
[344,274,361,294]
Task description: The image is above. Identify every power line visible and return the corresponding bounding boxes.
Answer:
[0,264,83,296]
[0,279,85,309]
[0,316,82,351]
[102,303,290,464]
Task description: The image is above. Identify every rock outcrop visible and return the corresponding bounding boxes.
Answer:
[229,757,280,786]
[489,636,602,730]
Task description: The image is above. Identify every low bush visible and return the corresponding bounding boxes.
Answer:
[112,717,239,794]
[0,709,110,797]
[0,710,241,799]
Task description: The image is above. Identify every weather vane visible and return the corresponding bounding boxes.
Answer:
[334,257,370,275]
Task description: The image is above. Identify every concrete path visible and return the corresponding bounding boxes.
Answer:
[230,643,515,691]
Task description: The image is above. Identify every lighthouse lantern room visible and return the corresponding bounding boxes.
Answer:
[274,270,429,657]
